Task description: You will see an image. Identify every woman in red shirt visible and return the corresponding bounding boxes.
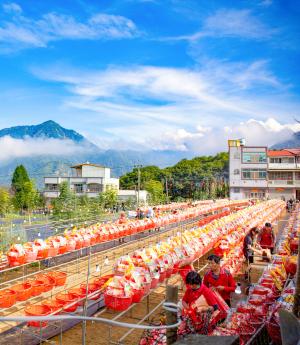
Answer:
[203,254,236,307]
[258,222,275,254]
[182,271,219,312]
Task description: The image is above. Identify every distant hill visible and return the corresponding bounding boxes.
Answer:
[272,132,300,149]
[0,120,191,188]
[0,120,85,142]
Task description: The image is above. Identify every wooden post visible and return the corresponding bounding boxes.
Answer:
[166,285,178,345]
[293,233,300,317]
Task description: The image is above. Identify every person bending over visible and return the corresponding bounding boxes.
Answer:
[203,254,236,307]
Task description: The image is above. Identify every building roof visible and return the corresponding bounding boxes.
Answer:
[286,148,300,155]
[70,163,106,169]
[268,150,294,157]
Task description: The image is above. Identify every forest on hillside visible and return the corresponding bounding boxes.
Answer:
[120,152,229,203]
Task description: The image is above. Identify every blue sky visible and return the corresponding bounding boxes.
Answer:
[0,0,300,157]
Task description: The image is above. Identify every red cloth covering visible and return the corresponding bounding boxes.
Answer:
[258,227,275,249]
[203,268,236,302]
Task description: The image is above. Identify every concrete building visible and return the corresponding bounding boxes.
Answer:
[229,140,300,200]
[118,189,148,205]
[44,163,119,199]
[229,139,268,200]
[44,162,149,204]
[268,148,300,200]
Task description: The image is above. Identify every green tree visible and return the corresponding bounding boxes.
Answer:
[144,180,165,205]
[11,165,40,215]
[119,152,229,201]
[52,181,76,218]
[0,187,11,216]
[99,189,118,210]
[23,180,40,223]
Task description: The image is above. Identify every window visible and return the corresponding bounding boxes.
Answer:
[282,157,294,164]
[268,172,293,180]
[295,172,300,180]
[242,169,267,179]
[233,188,240,193]
[242,152,267,163]
[87,183,103,193]
[270,158,281,163]
[270,157,294,164]
[233,169,240,175]
[45,184,58,191]
[74,184,83,193]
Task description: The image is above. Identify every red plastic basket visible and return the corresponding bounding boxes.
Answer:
[104,293,132,311]
[25,304,51,327]
[166,268,173,279]
[42,300,63,314]
[0,289,16,308]
[159,271,166,283]
[30,280,45,297]
[35,274,56,292]
[150,277,159,289]
[11,282,32,301]
[47,271,67,286]
[68,288,86,305]
[55,293,78,312]
[25,250,38,263]
[47,247,59,257]
[7,252,26,267]
[143,283,151,295]
[80,283,101,300]
[132,288,144,303]
[93,274,114,288]
[36,248,49,260]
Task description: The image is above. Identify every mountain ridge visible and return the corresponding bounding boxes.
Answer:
[0,120,87,142]
[0,120,190,187]
[271,131,300,149]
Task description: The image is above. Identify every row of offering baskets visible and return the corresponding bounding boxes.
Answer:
[212,206,299,345]
[103,201,285,312]
[22,273,114,328]
[0,271,67,309]
[6,200,247,267]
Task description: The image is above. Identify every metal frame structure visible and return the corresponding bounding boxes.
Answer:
[0,213,213,345]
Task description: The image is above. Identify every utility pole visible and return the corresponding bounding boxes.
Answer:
[134,164,142,208]
[165,177,169,203]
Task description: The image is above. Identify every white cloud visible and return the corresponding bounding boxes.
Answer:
[150,118,300,153]
[0,4,138,50]
[260,0,273,7]
[31,61,300,152]
[2,2,22,14]
[166,8,275,42]
[0,136,92,162]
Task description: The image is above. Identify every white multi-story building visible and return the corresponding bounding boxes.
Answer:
[44,162,149,204]
[229,140,300,200]
[44,163,119,199]
[229,139,268,199]
[268,148,300,200]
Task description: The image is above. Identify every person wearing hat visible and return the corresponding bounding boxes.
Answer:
[258,222,275,254]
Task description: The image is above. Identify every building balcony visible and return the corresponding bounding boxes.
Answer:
[268,180,298,187]
[268,163,299,170]
[43,191,60,198]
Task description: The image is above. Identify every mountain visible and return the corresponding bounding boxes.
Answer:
[0,120,191,188]
[272,132,300,149]
[0,120,87,142]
